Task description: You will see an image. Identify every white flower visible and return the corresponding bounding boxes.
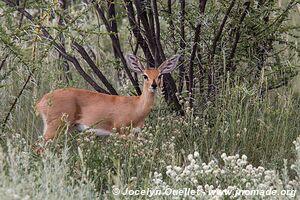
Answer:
[257,166,265,172]
[191,178,198,184]
[166,165,172,171]
[174,166,182,172]
[203,165,210,171]
[221,153,227,159]
[171,171,177,178]
[241,155,247,161]
[194,151,200,158]
[246,164,253,171]
[194,164,199,170]
[187,154,194,161]
[166,170,172,176]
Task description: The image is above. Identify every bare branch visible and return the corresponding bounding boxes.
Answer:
[133,0,157,61]
[93,1,142,95]
[0,54,8,72]
[188,0,207,108]
[2,69,35,130]
[227,1,250,71]
[178,0,186,94]
[208,0,235,99]
[123,0,154,66]
[211,0,236,59]
[107,0,120,58]
[72,41,118,95]
[152,0,166,61]
[18,0,26,28]
[57,0,72,83]
[167,0,175,45]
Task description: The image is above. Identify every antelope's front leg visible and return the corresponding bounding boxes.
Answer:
[132,127,142,136]
[131,121,144,136]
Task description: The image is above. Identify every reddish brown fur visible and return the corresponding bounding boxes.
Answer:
[36,69,162,141]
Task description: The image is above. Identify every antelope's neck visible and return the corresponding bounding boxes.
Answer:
[138,85,156,114]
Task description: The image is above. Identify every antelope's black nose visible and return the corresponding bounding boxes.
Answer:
[151,83,157,89]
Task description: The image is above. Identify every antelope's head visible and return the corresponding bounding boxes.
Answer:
[126,54,181,93]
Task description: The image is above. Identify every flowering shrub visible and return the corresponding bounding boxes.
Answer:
[0,137,98,200]
[1,88,300,199]
[148,145,300,199]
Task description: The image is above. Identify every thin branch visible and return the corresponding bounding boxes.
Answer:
[133,0,157,60]
[55,2,116,94]
[178,0,186,94]
[2,69,35,130]
[123,0,154,66]
[93,1,142,95]
[208,0,235,99]
[0,54,8,71]
[152,0,166,61]
[227,1,250,71]
[188,0,207,108]
[167,0,175,46]
[211,0,236,59]
[57,0,72,83]
[188,27,200,108]
[147,1,156,62]
[72,41,118,95]
[107,0,120,58]
[18,0,26,28]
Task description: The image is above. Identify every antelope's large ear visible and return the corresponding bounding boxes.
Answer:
[158,55,181,74]
[126,54,144,74]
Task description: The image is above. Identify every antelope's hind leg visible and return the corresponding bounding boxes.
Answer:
[33,114,61,154]
[42,118,62,141]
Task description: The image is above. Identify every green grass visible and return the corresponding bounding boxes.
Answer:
[1,37,300,198]
[1,74,300,199]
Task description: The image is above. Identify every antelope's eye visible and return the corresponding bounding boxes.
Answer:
[143,75,148,80]
[158,74,162,80]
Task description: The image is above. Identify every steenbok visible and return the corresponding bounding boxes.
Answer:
[36,54,180,141]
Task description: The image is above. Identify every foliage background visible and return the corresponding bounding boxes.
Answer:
[0,0,300,199]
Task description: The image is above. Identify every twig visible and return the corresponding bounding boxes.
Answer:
[133,0,157,61]
[167,0,175,46]
[107,0,120,58]
[57,0,72,83]
[178,0,186,94]
[211,0,236,59]
[18,0,26,28]
[93,1,142,95]
[188,0,207,108]
[152,0,166,62]
[72,41,118,95]
[123,0,154,66]
[0,54,8,71]
[208,0,235,99]
[2,69,35,130]
[227,1,250,71]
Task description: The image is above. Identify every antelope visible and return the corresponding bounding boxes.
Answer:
[36,54,180,141]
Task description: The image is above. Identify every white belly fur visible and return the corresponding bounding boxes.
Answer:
[77,124,111,136]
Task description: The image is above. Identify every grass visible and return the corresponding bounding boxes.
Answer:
[1,75,300,199]
[1,39,300,198]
